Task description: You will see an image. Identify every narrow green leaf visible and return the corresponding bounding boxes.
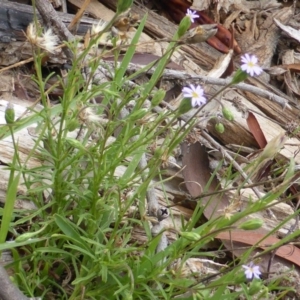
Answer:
[116,0,133,14]
[35,247,73,255]
[114,14,147,85]
[121,147,146,182]
[0,172,21,243]
[54,214,90,252]
[284,157,295,181]
[64,244,95,260]
[0,238,46,250]
[72,271,97,285]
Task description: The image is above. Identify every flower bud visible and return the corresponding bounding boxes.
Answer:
[239,219,263,230]
[65,138,86,152]
[15,232,36,242]
[233,273,246,284]
[178,98,192,115]
[129,109,148,121]
[5,103,15,124]
[177,17,191,39]
[248,280,263,296]
[179,231,201,241]
[181,25,218,44]
[67,119,80,132]
[231,69,248,85]
[215,123,225,133]
[151,89,165,107]
[222,107,234,121]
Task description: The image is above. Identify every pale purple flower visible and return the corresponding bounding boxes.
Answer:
[242,262,261,280]
[241,54,263,77]
[182,84,206,107]
[186,9,199,23]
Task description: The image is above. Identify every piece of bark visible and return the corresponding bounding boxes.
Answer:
[0,1,204,74]
[35,0,74,42]
[236,6,293,69]
[0,1,100,66]
[0,1,98,43]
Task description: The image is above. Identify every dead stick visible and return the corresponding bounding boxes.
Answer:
[35,0,74,60]
[0,265,29,300]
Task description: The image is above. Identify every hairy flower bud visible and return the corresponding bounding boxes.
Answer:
[222,107,234,121]
[67,119,80,132]
[239,219,263,230]
[231,68,248,85]
[180,231,201,241]
[179,24,218,44]
[5,103,15,124]
[15,232,35,242]
[151,89,165,107]
[178,98,192,115]
[248,280,263,295]
[215,123,225,133]
[177,16,191,38]
[65,138,86,152]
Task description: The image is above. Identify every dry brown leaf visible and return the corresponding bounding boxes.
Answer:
[264,66,288,76]
[181,141,230,217]
[217,231,300,270]
[246,112,267,148]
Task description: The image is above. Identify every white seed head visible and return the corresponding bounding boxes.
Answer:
[40,28,59,53]
[79,106,102,124]
[26,23,59,53]
[26,23,38,44]
[91,20,107,35]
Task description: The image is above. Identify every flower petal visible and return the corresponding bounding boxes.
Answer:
[240,54,262,77]
[186,9,199,23]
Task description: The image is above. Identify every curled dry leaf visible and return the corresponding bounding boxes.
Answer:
[264,66,288,76]
[197,11,241,54]
[246,112,267,149]
[274,18,300,43]
[181,141,230,216]
[207,49,234,78]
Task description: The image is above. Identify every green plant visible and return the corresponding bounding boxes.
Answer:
[0,3,298,300]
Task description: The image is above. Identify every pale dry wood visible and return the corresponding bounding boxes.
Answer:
[68,0,209,75]
[0,98,42,204]
[99,0,219,70]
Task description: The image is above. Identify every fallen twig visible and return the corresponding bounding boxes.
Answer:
[0,265,29,300]
[35,0,74,60]
[121,62,291,109]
